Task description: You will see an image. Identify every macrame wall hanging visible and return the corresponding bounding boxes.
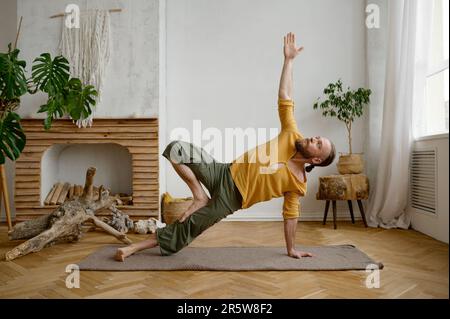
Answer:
[58,9,113,127]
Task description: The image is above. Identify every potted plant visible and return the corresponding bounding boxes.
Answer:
[313,79,371,174]
[0,43,97,164]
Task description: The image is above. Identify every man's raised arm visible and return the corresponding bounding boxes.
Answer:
[278,33,303,132]
[278,32,303,100]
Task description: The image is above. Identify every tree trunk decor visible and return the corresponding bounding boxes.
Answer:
[5,167,132,261]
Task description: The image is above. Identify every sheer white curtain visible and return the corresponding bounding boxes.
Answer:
[366,0,433,228]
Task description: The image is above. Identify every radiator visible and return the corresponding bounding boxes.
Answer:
[410,148,437,214]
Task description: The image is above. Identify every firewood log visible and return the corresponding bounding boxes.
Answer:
[68,185,74,200]
[56,182,71,205]
[49,183,63,205]
[44,184,57,205]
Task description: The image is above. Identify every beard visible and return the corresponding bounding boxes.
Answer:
[295,139,315,159]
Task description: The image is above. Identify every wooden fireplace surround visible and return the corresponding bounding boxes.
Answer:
[14,118,159,221]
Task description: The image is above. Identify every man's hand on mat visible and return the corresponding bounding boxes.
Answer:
[283,32,304,60]
[288,249,314,259]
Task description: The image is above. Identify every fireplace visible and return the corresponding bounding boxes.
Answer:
[41,143,133,204]
[14,118,159,221]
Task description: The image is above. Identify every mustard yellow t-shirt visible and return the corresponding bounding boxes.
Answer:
[230,99,306,219]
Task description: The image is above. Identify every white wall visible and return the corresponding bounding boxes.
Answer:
[157,0,166,219]
[165,0,368,220]
[0,0,17,51]
[16,0,160,118]
[410,135,449,244]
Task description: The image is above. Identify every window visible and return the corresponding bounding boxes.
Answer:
[419,0,449,137]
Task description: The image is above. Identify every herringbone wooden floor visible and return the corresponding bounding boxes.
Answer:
[0,221,448,298]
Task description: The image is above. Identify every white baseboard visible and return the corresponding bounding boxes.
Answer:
[225,211,363,222]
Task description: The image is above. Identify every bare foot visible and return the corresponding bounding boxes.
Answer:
[115,247,134,262]
[179,197,209,223]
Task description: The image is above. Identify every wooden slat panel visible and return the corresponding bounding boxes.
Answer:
[14,195,40,202]
[22,146,51,153]
[133,191,158,197]
[132,153,159,161]
[26,139,157,147]
[15,155,42,162]
[26,133,157,140]
[15,175,40,182]
[133,180,158,185]
[16,182,40,189]
[133,167,157,173]
[133,195,160,199]
[133,172,158,179]
[133,197,159,204]
[21,118,157,126]
[14,189,40,196]
[16,153,43,161]
[132,160,154,167]
[16,205,156,210]
[24,127,158,134]
[15,206,159,219]
[133,184,159,191]
[16,118,158,217]
[15,162,41,169]
[15,168,40,176]
[15,211,158,221]
[128,147,159,154]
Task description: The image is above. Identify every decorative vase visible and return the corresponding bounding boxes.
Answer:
[336,153,364,174]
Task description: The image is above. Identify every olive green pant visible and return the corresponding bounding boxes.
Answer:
[156,140,243,256]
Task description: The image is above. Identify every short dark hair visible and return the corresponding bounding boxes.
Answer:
[305,140,336,173]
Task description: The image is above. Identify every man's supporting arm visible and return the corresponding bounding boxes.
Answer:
[284,218,298,256]
[284,218,314,258]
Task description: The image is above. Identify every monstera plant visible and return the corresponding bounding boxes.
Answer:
[0,44,28,164]
[0,44,97,164]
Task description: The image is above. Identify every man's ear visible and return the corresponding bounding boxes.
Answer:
[311,157,322,165]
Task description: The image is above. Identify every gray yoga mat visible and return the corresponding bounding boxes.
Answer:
[78,244,384,271]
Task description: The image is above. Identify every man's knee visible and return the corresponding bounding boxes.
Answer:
[163,140,185,164]
[164,140,181,153]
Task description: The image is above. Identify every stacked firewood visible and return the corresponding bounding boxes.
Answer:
[43,182,133,206]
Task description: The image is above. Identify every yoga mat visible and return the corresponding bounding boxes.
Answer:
[78,245,384,271]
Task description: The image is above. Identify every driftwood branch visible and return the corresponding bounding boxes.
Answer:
[88,216,132,245]
[5,167,133,261]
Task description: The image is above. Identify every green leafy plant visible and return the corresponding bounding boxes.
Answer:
[313,79,371,154]
[0,44,28,101]
[0,112,26,164]
[0,45,98,163]
[32,54,97,130]
[0,44,28,164]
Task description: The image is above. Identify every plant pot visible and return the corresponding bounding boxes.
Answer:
[161,192,193,224]
[336,153,364,174]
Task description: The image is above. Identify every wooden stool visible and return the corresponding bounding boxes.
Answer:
[322,199,368,229]
[316,174,369,229]
[0,164,13,230]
